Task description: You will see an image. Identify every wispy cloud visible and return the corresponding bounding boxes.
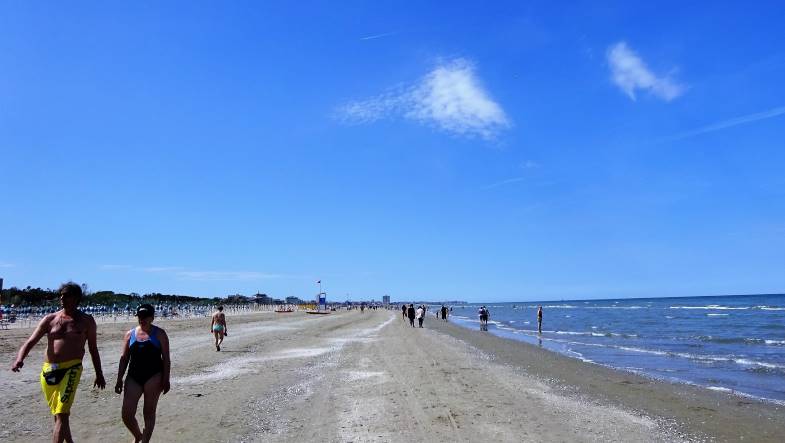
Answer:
[100,264,132,270]
[142,266,185,273]
[175,271,283,281]
[607,41,685,101]
[482,177,526,190]
[520,160,540,169]
[482,160,542,190]
[0,261,15,268]
[659,105,785,142]
[100,264,288,281]
[360,31,398,41]
[336,58,511,140]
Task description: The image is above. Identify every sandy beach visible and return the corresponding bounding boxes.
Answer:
[1,309,783,442]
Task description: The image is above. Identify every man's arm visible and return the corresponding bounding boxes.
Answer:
[86,315,106,389]
[11,315,51,371]
[210,315,215,332]
[159,329,171,394]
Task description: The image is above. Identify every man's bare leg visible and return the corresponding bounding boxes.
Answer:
[141,374,163,443]
[53,413,73,443]
[121,379,145,442]
[214,331,220,351]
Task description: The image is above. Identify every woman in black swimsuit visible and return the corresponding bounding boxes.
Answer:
[115,304,171,443]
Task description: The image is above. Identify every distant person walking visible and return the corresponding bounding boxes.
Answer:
[401,304,407,320]
[478,306,490,330]
[115,304,171,443]
[537,306,543,333]
[407,304,416,327]
[211,306,228,351]
[440,305,448,322]
[416,305,425,328]
[10,282,106,443]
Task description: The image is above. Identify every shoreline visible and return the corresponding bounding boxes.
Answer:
[427,315,785,442]
[449,314,785,407]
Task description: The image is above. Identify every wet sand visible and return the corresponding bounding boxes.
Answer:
[1,310,782,442]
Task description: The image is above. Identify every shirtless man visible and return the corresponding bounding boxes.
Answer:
[10,282,106,443]
[210,306,228,351]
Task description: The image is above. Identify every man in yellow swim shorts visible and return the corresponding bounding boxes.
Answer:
[11,282,106,443]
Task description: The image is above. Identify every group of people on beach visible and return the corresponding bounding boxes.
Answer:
[401,304,426,327]
[478,305,544,333]
[9,282,228,443]
[400,304,451,328]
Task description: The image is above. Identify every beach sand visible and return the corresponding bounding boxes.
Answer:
[1,310,782,442]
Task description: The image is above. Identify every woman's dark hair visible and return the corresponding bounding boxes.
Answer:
[136,304,155,318]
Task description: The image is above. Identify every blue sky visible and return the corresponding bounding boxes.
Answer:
[1,1,784,302]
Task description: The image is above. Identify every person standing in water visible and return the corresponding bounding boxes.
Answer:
[440,305,448,322]
[211,306,228,351]
[115,304,171,443]
[537,306,543,333]
[10,282,106,443]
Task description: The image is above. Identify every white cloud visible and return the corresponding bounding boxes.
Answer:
[606,42,685,101]
[336,89,405,124]
[336,58,510,139]
[0,262,15,268]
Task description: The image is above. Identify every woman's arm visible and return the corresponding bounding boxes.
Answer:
[114,330,131,394]
[159,329,171,394]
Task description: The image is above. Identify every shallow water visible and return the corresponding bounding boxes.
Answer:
[449,294,785,404]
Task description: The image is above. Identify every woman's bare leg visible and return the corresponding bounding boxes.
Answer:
[141,373,163,443]
[121,378,144,442]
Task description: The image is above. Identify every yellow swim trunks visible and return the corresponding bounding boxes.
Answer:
[40,359,82,415]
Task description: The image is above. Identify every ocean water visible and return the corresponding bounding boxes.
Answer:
[448,294,785,404]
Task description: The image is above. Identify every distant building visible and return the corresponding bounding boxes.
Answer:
[254,293,273,304]
[382,295,390,306]
[285,296,305,305]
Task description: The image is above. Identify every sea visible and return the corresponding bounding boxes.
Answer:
[448,294,785,404]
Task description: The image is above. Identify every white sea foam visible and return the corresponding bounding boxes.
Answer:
[757,306,785,311]
[669,305,749,310]
[587,306,647,309]
[734,358,785,369]
[707,313,729,317]
[707,386,733,393]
